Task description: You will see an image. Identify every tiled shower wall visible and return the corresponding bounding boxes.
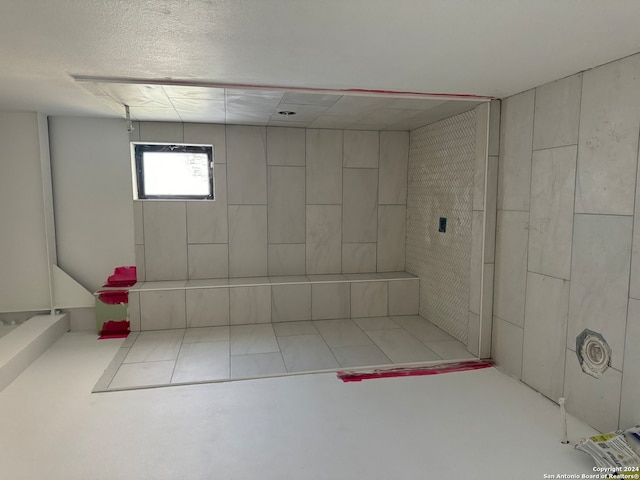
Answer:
[130,123,408,281]
[493,53,640,432]
[406,109,477,343]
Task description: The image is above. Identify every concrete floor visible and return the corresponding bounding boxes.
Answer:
[0,332,598,479]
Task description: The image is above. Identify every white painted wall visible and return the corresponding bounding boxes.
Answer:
[0,112,51,312]
[49,117,135,293]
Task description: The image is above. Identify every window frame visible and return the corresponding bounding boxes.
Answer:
[132,143,214,200]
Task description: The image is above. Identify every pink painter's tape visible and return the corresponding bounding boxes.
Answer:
[337,359,493,382]
[97,290,129,305]
[104,266,137,287]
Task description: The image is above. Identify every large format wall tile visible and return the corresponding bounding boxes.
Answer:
[306,205,342,274]
[138,122,183,143]
[342,243,376,273]
[378,131,409,205]
[143,201,188,280]
[266,127,305,166]
[473,102,489,211]
[186,164,228,244]
[522,272,569,401]
[228,205,268,277]
[140,290,186,330]
[533,74,582,150]
[388,279,419,315]
[311,282,350,320]
[185,288,230,327]
[351,281,388,318]
[497,90,534,211]
[491,316,523,379]
[226,125,267,205]
[493,210,529,327]
[343,168,378,243]
[564,349,622,433]
[343,130,379,168]
[628,148,640,299]
[528,146,576,279]
[568,214,632,371]
[306,129,343,204]
[576,55,640,215]
[133,201,144,244]
[268,244,306,276]
[230,286,271,325]
[187,244,228,279]
[271,284,311,322]
[183,123,227,163]
[620,298,640,429]
[469,211,483,315]
[268,166,305,243]
[377,205,406,272]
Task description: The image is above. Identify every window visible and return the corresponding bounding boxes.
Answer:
[133,143,214,200]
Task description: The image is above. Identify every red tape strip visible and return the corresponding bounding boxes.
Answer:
[337,359,493,382]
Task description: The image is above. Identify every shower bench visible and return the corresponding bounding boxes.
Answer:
[127,272,419,331]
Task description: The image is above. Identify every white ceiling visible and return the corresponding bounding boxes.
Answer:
[1,0,640,127]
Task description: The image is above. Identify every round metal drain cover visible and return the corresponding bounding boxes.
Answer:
[576,329,611,378]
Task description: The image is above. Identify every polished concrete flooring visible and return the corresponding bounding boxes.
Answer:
[0,330,598,479]
[96,315,474,391]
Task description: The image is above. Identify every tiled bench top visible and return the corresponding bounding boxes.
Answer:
[130,272,418,292]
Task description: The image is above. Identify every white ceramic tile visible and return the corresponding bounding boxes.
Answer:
[135,245,146,282]
[620,298,640,429]
[228,277,270,286]
[393,315,456,342]
[488,100,501,156]
[564,349,622,433]
[228,205,268,277]
[133,201,144,244]
[377,205,406,272]
[109,360,175,389]
[469,211,483,315]
[277,334,340,372]
[129,121,140,142]
[226,125,267,205]
[143,201,187,281]
[172,341,230,383]
[378,272,416,279]
[576,55,640,215]
[378,131,409,205]
[231,352,286,378]
[271,284,311,322]
[343,130,379,168]
[343,168,378,243]
[497,90,534,211]
[229,285,271,325]
[473,102,489,211]
[306,129,343,204]
[185,279,229,288]
[365,329,439,363]
[139,290,186,330]
[183,123,226,164]
[425,340,474,360]
[480,264,494,359]
[350,281,388,318]
[307,274,347,282]
[313,319,372,348]
[522,273,570,401]
[229,324,279,355]
[491,316,523,379]
[269,275,309,284]
[182,326,230,343]
[493,210,529,327]
[533,73,582,150]
[267,166,305,243]
[267,127,305,166]
[186,165,228,244]
[273,321,318,337]
[484,155,498,263]
[138,122,183,143]
[341,243,376,274]
[629,156,640,300]
[344,273,382,280]
[568,214,632,371]
[137,280,186,290]
[466,311,480,356]
[185,288,230,327]
[311,283,350,320]
[124,329,184,362]
[268,244,306,276]
[331,344,391,368]
[128,291,141,332]
[388,279,419,316]
[187,244,229,280]
[528,146,576,279]
[306,205,342,274]
[353,316,400,331]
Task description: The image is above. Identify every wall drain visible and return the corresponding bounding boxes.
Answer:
[576,329,611,378]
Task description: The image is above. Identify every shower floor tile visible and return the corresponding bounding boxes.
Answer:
[95,315,476,392]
